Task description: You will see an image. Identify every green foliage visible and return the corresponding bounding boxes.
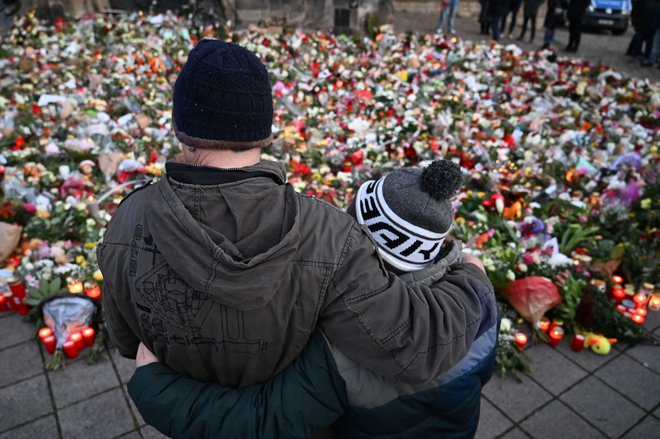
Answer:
[496,338,531,382]
[24,277,63,307]
[554,273,586,335]
[559,224,598,254]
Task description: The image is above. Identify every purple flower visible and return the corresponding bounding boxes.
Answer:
[612,153,642,171]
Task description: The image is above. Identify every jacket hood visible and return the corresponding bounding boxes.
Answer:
[143,160,301,311]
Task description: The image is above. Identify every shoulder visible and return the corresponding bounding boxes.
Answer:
[118,179,155,207]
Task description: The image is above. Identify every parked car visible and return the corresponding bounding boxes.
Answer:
[582,0,632,34]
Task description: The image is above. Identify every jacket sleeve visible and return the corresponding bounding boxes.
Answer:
[320,224,495,384]
[127,331,347,439]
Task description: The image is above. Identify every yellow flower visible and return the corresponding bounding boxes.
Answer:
[75,255,88,268]
[84,242,97,249]
[93,270,104,282]
[640,198,651,209]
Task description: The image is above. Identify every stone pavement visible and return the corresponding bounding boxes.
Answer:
[1,306,659,439]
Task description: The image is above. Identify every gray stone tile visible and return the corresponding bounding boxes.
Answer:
[0,415,58,439]
[625,338,660,375]
[109,347,135,385]
[123,385,146,427]
[59,388,136,439]
[643,308,660,331]
[140,425,170,439]
[475,397,513,439]
[520,400,603,439]
[621,415,660,439]
[560,376,644,438]
[555,338,620,372]
[595,354,660,410]
[481,374,552,423]
[48,352,120,408]
[0,342,44,388]
[500,427,531,439]
[0,314,34,350]
[0,375,52,432]
[526,343,588,395]
[115,431,141,439]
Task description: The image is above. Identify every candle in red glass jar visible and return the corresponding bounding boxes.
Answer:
[631,314,645,325]
[514,332,527,351]
[38,327,53,340]
[62,340,79,359]
[570,334,585,352]
[612,288,626,303]
[538,316,550,333]
[70,332,85,351]
[82,327,95,347]
[636,308,648,318]
[0,294,7,311]
[42,335,56,355]
[611,275,623,285]
[548,327,564,347]
[85,284,101,301]
[633,293,647,308]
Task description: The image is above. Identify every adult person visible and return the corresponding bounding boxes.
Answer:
[128,161,498,439]
[98,39,490,395]
[437,0,461,35]
[518,0,546,42]
[479,0,492,35]
[542,0,565,49]
[640,5,660,67]
[489,0,511,41]
[502,0,524,38]
[565,0,589,52]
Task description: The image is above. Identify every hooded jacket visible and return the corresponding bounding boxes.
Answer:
[99,160,493,387]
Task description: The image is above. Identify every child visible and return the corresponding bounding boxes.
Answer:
[129,160,498,439]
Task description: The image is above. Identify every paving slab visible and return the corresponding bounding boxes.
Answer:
[500,427,531,439]
[48,351,121,408]
[624,337,660,375]
[475,397,513,439]
[0,374,52,433]
[0,415,58,439]
[0,314,34,350]
[525,343,588,396]
[123,385,146,428]
[58,388,136,439]
[109,346,135,385]
[654,405,660,420]
[482,374,552,423]
[140,425,170,439]
[560,376,644,438]
[116,431,141,439]
[621,415,660,439]
[643,309,660,331]
[0,341,44,388]
[520,399,603,439]
[595,354,660,411]
[554,339,619,372]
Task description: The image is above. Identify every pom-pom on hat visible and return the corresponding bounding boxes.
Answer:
[353,160,462,271]
[173,39,274,151]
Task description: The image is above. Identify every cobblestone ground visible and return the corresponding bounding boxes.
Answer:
[394,6,660,82]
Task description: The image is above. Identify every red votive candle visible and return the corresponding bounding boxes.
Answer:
[82,327,95,347]
[616,304,626,313]
[38,327,53,340]
[70,332,85,351]
[3,292,13,311]
[85,284,101,301]
[0,294,7,311]
[631,314,645,325]
[514,332,527,351]
[538,317,550,333]
[633,293,648,308]
[612,288,626,303]
[42,335,56,355]
[571,334,585,352]
[62,340,79,359]
[611,275,623,285]
[548,327,564,347]
[8,277,26,302]
[636,308,648,318]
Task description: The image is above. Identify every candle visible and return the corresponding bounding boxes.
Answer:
[549,318,564,334]
[648,293,660,312]
[611,275,623,285]
[612,288,626,303]
[8,277,26,302]
[514,332,527,351]
[82,327,95,347]
[571,334,585,352]
[3,292,13,311]
[616,304,626,313]
[636,308,648,318]
[633,293,648,308]
[631,314,645,325]
[70,332,85,351]
[0,294,7,311]
[38,327,53,340]
[548,327,564,347]
[62,340,79,359]
[538,316,550,333]
[85,284,101,301]
[42,335,56,355]
[67,280,84,294]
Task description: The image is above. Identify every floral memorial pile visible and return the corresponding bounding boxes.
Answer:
[0,11,658,375]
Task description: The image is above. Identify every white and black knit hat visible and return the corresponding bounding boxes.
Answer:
[351,160,462,272]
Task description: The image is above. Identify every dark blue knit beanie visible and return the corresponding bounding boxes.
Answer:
[173,39,273,150]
